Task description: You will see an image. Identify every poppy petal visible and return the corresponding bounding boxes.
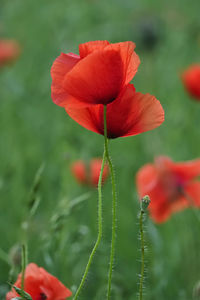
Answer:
[136,163,171,223]
[184,181,200,207]
[182,65,200,100]
[79,40,110,58]
[71,161,87,184]
[106,41,140,84]
[0,40,20,66]
[65,103,103,135]
[65,84,164,138]
[63,48,124,105]
[171,159,200,181]
[136,163,159,196]
[51,52,80,106]
[106,85,164,138]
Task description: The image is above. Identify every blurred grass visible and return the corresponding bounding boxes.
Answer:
[0,0,200,299]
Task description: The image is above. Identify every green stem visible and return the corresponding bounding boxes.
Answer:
[73,148,106,300]
[104,106,117,300]
[139,210,145,300]
[21,244,27,292]
[138,196,150,300]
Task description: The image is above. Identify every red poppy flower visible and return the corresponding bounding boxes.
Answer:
[51,40,164,138]
[66,84,164,138]
[51,40,140,107]
[182,64,200,100]
[71,158,109,187]
[0,40,20,67]
[6,263,72,300]
[136,156,200,223]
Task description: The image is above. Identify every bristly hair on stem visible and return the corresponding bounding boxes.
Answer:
[73,141,106,300]
[103,105,117,300]
[138,195,150,300]
[21,244,28,292]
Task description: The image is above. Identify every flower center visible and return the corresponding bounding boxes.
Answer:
[39,293,47,300]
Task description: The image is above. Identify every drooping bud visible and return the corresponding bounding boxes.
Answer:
[141,195,151,212]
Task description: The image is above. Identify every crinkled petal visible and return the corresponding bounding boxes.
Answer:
[106,41,140,84]
[79,40,110,58]
[63,48,124,105]
[65,102,103,135]
[51,52,81,107]
[65,84,164,138]
[106,86,164,138]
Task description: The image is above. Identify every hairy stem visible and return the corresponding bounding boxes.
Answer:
[138,196,150,300]
[139,210,145,300]
[104,106,117,300]
[21,244,27,292]
[73,148,106,300]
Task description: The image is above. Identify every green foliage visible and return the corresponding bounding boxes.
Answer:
[13,286,32,300]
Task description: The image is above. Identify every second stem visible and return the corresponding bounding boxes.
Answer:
[103,106,117,300]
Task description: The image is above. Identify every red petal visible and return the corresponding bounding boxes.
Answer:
[106,41,140,84]
[136,164,159,196]
[79,40,110,58]
[6,291,17,300]
[184,181,200,207]
[65,84,164,138]
[136,163,171,223]
[182,65,200,100]
[66,102,103,135]
[171,159,200,181]
[0,40,20,66]
[71,161,87,184]
[106,85,164,138]
[51,52,81,106]
[90,158,109,186]
[64,48,124,105]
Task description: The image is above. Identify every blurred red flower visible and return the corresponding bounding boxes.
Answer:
[71,158,109,187]
[6,263,72,300]
[51,40,140,107]
[51,40,164,138]
[136,156,200,223]
[182,64,200,100]
[0,40,20,67]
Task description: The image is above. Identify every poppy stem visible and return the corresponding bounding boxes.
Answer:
[104,105,117,300]
[139,210,145,300]
[73,147,106,300]
[21,243,27,292]
[139,196,150,300]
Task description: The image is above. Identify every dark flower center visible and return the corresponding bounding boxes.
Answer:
[39,293,47,300]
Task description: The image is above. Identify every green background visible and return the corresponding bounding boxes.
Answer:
[0,0,200,299]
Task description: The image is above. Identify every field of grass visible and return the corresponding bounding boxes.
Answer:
[1,0,200,299]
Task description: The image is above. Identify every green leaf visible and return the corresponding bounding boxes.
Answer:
[13,286,32,300]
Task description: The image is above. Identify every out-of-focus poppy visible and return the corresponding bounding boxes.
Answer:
[6,263,72,300]
[71,158,109,187]
[51,40,164,138]
[0,39,20,67]
[136,156,200,223]
[182,64,200,100]
[51,40,140,107]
